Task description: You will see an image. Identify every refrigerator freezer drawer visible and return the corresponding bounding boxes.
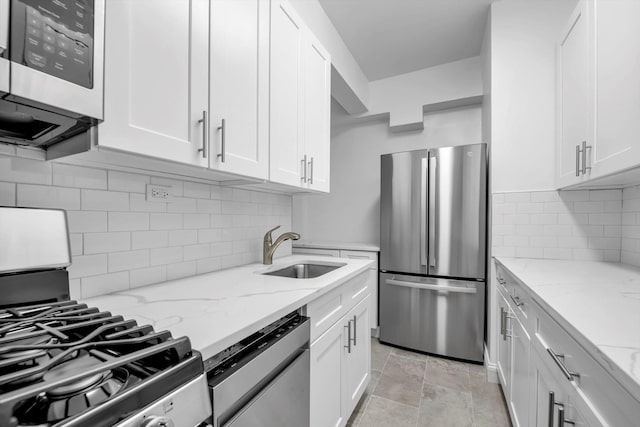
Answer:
[379,273,484,362]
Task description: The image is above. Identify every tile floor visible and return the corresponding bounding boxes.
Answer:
[347,338,512,427]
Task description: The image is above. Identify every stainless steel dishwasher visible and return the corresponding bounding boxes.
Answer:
[205,311,310,427]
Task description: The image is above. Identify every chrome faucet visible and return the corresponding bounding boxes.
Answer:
[263,226,300,265]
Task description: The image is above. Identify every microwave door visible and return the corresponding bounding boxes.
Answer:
[0,0,8,93]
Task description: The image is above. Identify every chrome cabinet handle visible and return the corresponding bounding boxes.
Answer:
[344,320,352,353]
[510,294,524,307]
[216,118,225,162]
[301,154,308,183]
[548,391,565,427]
[500,307,506,340]
[497,276,506,285]
[308,157,314,184]
[198,111,208,159]
[581,140,591,175]
[351,315,357,346]
[575,145,581,177]
[547,348,580,381]
[558,407,575,426]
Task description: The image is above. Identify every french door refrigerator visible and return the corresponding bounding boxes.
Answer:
[379,143,487,362]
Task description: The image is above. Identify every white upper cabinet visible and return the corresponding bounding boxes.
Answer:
[209,0,269,179]
[270,0,331,193]
[99,0,209,167]
[557,0,640,188]
[591,0,640,177]
[556,0,590,188]
[303,33,331,193]
[269,0,305,188]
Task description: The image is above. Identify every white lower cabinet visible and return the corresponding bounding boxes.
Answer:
[496,292,512,394]
[308,272,371,427]
[509,312,530,427]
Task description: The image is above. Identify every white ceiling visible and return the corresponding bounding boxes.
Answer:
[318,0,493,81]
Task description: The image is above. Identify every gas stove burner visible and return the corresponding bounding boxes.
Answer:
[0,336,56,361]
[13,368,130,424]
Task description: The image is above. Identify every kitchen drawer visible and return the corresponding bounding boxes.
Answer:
[293,247,341,257]
[496,262,535,332]
[339,250,378,270]
[534,301,640,427]
[307,271,369,343]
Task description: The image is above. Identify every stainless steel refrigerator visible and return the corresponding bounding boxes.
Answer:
[379,143,487,362]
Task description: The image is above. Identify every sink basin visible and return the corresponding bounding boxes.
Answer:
[263,262,345,279]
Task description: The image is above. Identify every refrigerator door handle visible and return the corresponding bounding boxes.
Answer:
[428,154,437,269]
[386,279,477,294]
[420,157,428,266]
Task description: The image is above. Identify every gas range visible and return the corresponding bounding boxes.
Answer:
[0,207,211,427]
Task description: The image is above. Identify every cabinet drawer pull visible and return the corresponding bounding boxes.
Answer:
[581,140,591,175]
[216,118,225,162]
[500,307,505,340]
[308,157,314,184]
[344,321,352,353]
[301,154,308,183]
[198,110,208,159]
[547,348,580,381]
[351,314,357,346]
[548,391,565,427]
[510,294,524,307]
[575,144,580,177]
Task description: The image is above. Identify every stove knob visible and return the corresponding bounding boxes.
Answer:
[141,416,175,427]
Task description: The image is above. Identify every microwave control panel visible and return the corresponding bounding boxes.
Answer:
[10,0,94,88]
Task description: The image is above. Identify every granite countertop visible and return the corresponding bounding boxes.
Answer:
[495,257,640,402]
[82,255,373,361]
[293,240,380,252]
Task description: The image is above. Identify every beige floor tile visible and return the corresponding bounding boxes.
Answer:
[470,376,512,427]
[347,369,382,426]
[374,354,426,407]
[358,396,418,427]
[371,338,392,371]
[418,383,474,427]
[424,356,471,393]
[390,346,429,362]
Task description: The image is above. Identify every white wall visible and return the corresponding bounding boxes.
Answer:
[490,0,577,192]
[293,104,481,244]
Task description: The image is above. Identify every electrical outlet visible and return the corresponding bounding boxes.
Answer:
[146,184,173,202]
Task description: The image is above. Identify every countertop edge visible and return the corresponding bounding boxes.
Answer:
[493,256,640,403]
[293,241,380,252]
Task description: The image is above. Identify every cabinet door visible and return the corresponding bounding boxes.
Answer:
[99,0,208,167]
[269,0,305,187]
[496,292,511,397]
[345,295,370,414]
[556,0,590,188]
[592,0,640,177]
[509,315,530,427]
[531,344,567,427]
[310,319,347,427]
[209,0,269,179]
[302,32,331,193]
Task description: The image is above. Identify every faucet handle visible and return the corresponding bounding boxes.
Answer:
[264,225,281,242]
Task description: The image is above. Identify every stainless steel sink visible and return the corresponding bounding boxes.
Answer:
[263,262,345,279]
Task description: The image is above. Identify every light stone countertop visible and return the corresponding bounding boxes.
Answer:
[495,257,640,402]
[293,241,380,252]
[82,255,373,361]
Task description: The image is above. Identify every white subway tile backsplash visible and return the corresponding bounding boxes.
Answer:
[108,212,150,231]
[167,261,197,280]
[2,156,293,297]
[130,266,166,289]
[108,250,149,272]
[0,182,16,206]
[67,211,108,233]
[150,213,182,230]
[52,164,107,189]
[0,157,52,184]
[18,184,80,210]
[82,189,129,211]
[493,189,623,263]
[108,171,150,193]
[132,231,169,249]
[81,272,129,298]
[84,232,131,254]
[150,247,183,266]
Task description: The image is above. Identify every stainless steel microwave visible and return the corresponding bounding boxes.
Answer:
[0,0,104,159]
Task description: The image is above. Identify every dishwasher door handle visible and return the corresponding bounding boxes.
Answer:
[386,278,477,294]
